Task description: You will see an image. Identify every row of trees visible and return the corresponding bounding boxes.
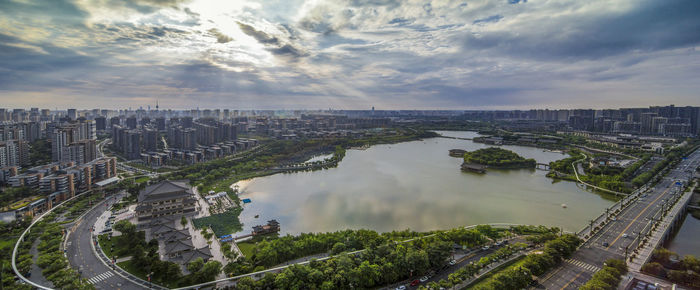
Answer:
[463,147,536,168]
[35,223,93,289]
[1,218,32,289]
[231,228,486,290]
[642,248,700,288]
[579,259,627,290]
[242,227,490,270]
[424,234,580,289]
[632,141,698,187]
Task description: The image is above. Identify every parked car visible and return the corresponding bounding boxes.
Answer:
[622,233,629,238]
[449,260,457,265]
[410,280,420,286]
[481,246,490,250]
[420,276,429,283]
[395,286,406,290]
[602,242,609,247]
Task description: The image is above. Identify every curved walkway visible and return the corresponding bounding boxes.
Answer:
[571,154,628,197]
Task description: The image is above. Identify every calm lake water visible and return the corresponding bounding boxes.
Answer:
[234,131,616,235]
[666,213,700,257]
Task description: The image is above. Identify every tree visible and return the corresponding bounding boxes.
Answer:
[641,262,666,277]
[187,257,204,274]
[236,277,257,290]
[330,242,346,255]
[199,260,223,282]
[181,216,188,227]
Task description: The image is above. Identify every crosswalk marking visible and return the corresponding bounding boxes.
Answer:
[565,259,601,272]
[88,271,114,284]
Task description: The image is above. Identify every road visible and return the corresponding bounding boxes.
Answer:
[535,148,700,289]
[65,192,144,290]
[382,237,529,289]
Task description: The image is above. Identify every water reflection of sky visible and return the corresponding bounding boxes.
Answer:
[234,131,614,236]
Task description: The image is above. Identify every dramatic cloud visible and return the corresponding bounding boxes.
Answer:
[0,0,699,109]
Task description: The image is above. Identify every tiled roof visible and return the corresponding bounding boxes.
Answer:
[164,239,194,254]
[138,180,192,203]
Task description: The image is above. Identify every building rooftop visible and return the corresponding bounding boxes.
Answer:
[138,180,192,203]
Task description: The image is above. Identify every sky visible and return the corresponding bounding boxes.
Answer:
[0,0,699,110]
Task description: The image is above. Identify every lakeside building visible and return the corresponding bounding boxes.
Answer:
[135,180,197,222]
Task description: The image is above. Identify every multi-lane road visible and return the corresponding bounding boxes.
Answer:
[535,148,700,289]
[65,192,144,290]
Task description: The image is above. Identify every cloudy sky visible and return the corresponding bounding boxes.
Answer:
[1,0,699,110]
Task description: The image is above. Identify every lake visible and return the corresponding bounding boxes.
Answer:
[233,131,616,235]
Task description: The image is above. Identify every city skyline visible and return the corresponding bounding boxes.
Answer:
[1,0,699,109]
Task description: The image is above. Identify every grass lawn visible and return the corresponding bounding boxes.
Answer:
[134,176,150,183]
[467,255,528,289]
[98,234,114,258]
[192,207,243,236]
[237,241,256,258]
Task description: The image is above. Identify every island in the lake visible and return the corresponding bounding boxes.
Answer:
[460,147,537,173]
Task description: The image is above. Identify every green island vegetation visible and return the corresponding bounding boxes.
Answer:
[579,259,627,290]
[99,220,223,287]
[192,206,243,236]
[425,233,581,289]
[641,248,700,289]
[463,147,536,169]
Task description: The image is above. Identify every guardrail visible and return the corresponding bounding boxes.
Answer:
[11,189,99,289]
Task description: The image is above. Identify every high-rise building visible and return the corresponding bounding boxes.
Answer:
[67,108,77,120]
[126,116,138,129]
[51,122,96,164]
[640,112,658,135]
[0,140,29,167]
[124,130,142,160]
[110,116,120,128]
[155,117,166,131]
[142,128,159,152]
[95,116,107,131]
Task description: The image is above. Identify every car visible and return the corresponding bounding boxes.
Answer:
[449,260,457,265]
[395,286,406,290]
[622,233,629,238]
[602,242,609,247]
[494,241,502,247]
[482,246,490,250]
[410,280,420,286]
[611,217,617,221]
[420,276,429,282]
